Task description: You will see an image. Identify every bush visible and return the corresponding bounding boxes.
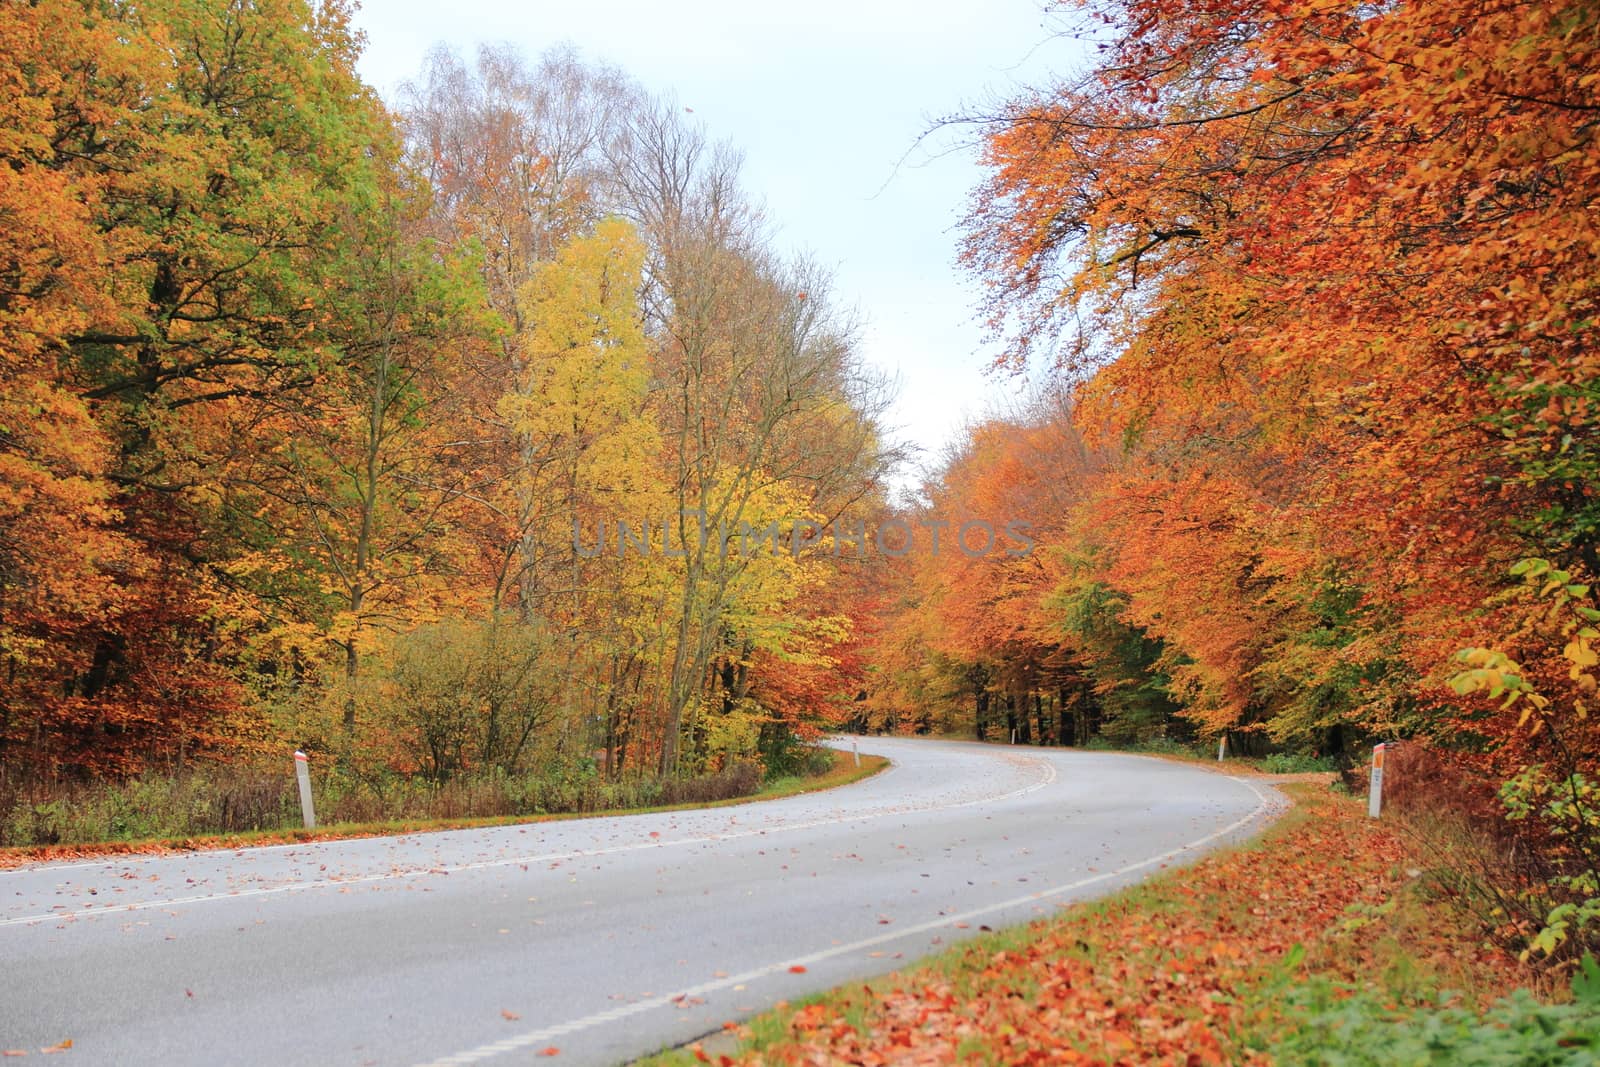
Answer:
[1271,959,1600,1066]
[1135,736,1202,758]
[660,761,762,805]
[0,756,776,848]
[379,617,560,781]
[1,766,298,846]
[759,732,834,780]
[1501,767,1600,962]
[1261,752,1340,774]
[1372,743,1600,965]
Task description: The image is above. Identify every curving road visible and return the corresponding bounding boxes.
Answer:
[0,737,1281,1065]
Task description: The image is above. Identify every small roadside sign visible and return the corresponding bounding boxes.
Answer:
[294,750,316,829]
[1368,743,1385,818]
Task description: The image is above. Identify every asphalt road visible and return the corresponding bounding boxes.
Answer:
[0,737,1281,1065]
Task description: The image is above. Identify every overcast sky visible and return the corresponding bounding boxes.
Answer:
[351,1,1085,488]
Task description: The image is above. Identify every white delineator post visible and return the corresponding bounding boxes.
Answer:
[294,750,316,829]
[1217,735,1227,761]
[1368,743,1386,818]
[852,737,861,768]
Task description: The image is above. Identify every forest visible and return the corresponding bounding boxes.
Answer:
[3,0,1599,967]
[876,0,1600,765]
[882,0,1600,968]
[0,0,905,832]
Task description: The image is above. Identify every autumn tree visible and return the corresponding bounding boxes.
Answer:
[3,0,397,771]
[2,13,899,796]
[500,217,665,758]
[953,0,1599,766]
[222,162,496,736]
[400,45,640,618]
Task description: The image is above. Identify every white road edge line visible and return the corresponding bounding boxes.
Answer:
[0,753,1056,929]
[413,774,1279,1067]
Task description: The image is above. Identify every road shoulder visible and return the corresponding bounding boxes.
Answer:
[642,781,1529,1065]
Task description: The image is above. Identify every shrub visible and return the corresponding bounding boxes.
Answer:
[0,766,300,846]
[1375,743,1600,965]
[660,761,762,805]
[1501,767,1600,962]
[760,734,835,780]
[1261,752,1340,774]
[1135,736,1202,758]
[1271,958,1600,1066]
[0,752,778,849]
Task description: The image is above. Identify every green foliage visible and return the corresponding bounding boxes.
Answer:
[1254,570,1418,749]
[1077,735,1206,758]
[1047,572,1183,743]
[1448,561,1600,963]
[350,616,558,781]
[1270,964,1600,1066]
[1489,376,1600,574]
[1132,735,1203,758]
[1451,559,1600,735]
[2,768,297,846]
[1261,752,1340,774]
[691,695,764,773]
[758,734,835,781]
[1501,766,1600,960]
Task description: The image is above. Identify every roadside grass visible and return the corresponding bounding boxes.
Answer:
[642,782,1545,1066]
[0,753,887,869]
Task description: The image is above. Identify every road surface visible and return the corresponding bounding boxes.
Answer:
[0,737,1281,1065]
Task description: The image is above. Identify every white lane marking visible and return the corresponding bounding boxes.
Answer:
[0,753,1055,929]
[415,775,1278,1066]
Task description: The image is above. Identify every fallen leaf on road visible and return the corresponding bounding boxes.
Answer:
[536,1047,559,1057]
[501,1009,520,1021]
[787,965,807,974]
[40,1041,71,1054]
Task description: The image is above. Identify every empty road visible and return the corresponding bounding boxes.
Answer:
[0,737,1280,1065]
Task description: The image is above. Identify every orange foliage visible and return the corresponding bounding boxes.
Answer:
[923,0,1600,763]
[715,789,1523,1065]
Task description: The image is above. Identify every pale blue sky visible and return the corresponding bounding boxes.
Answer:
[351,0,1082,484]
